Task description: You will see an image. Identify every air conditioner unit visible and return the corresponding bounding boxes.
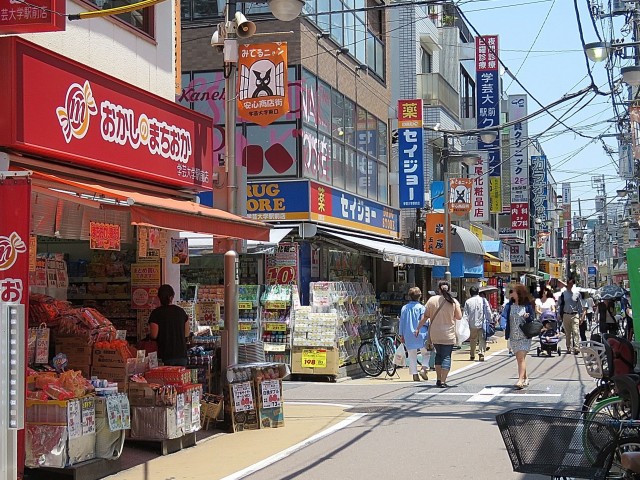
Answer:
[612,0,628,15]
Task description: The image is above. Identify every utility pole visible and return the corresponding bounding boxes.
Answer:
[443,133,451,283]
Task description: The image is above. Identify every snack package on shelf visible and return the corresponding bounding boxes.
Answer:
[144,366,191,385]
[29,293,73,327]
[56,308,117,344]
[225,362,289,384]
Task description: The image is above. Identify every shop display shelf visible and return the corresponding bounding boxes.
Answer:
[68,277,131,283]
[264,343,289,352]
[67,294,131,300]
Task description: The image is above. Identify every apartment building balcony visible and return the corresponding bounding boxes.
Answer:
[417,73,459,121]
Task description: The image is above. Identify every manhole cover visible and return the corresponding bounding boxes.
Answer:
[345,406,397,413]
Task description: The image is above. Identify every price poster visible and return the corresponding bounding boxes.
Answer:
[266,242,298,285]
[107,395,124,431]
[260,380,282,409]
[119,394,131,429]
[232,382,255,412]
[81,398,96,435]
[176,393,185,428]
[171,237,189,265]
[301,349,327,368]
[89,222,121,251]
[67,399,82,439]
[131,262,161,309]
[191,389,201,425]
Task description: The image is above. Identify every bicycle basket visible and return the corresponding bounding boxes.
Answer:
[580,341,609,379]
[359,322,376,341]
[496,408,619,480]
[379,316,399,335]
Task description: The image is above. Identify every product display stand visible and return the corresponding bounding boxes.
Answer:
[290,282,377,381]
[260,285,292,365]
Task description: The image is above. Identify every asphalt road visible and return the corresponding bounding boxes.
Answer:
[245,347,597,480]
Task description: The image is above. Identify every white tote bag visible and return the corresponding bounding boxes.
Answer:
[393,344,406,367]
[455,318,470,345]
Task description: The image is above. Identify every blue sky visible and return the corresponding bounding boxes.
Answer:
[462,0,628,219]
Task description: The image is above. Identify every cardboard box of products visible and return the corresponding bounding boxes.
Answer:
[130,406,181,440]
[291,347,339,375]
[127,383,177,407]
[93,348,127,367]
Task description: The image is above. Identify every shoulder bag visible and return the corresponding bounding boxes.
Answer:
[520,305,543,338]
[424,298,446,350]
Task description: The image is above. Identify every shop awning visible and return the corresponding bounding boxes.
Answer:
[452,227,485,256]
[30,171,271,241]
[484,252,501,262]
[482,240,503,255]
[180,228,293,254]
[322,231,449,267]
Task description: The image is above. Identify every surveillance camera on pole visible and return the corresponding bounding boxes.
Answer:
[210,23,225,52]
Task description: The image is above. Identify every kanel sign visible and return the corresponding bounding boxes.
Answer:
[237,42,289,126]
[0,0,65,34]
[0,38,214,191]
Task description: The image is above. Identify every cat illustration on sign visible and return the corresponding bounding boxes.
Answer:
[253,69,274,97]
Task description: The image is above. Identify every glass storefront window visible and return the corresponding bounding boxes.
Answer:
[378,163,388,204]
[302,125,319,181]
[378,120,388,164]
[302,70,318,128]
[355,19,366,64]
[317,0,330,34]
[331,0,344,45]
[356,107,368,154]
[344,12,355,56]
[318,79,332,134]
[345,147,357,193]
[368,159,378,200]
[332,142,345,190]
[332,91,344,140]
[344,98,356,147]
[357,153,368,197]
[244,123,298,177]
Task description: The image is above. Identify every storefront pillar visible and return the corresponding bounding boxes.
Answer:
[224,250,239,369]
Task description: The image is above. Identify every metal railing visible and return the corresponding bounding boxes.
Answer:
[417,73,459,120]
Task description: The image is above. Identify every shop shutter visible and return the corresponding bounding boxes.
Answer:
[30,191,57,237]
[80,207,133,244]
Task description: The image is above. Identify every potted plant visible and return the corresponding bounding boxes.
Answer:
[442,15,455,26]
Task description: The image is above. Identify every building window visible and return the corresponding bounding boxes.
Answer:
[460,67,475,119]
[88,0,155,34]
[421,48,432,74]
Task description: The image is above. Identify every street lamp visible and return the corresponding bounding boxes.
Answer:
[214,0,303,368]
[584,41,611,63]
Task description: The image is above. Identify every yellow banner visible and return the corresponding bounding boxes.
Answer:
[239,323,253,331]
[470,225,483,240]
[489,177,502,213]
[301,349,327,369]
[238,302,253,310]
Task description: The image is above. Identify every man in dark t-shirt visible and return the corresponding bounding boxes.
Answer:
[149,284,190,366]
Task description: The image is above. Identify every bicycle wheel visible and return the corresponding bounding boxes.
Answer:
[357,340,384,377]
[583,382,617,416]
[588,396,633,421]
[605,436,640,479]
[382,337,397,376]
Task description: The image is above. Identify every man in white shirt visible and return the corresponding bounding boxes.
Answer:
[559,278,585,354]
[463,286,493,361]
[584,295,595,330]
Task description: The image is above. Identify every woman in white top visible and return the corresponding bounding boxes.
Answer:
[535,286,556,316]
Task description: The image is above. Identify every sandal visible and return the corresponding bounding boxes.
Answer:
[515,381,524,390]
[523,378,529,387]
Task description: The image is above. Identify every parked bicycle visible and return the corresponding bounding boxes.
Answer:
[357,316,398,377]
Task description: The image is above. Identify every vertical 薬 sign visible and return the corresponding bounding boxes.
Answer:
[509,94,529,230]
[397,99,425,209]
[470,155,489,222]
[476,35,501,213]
[530,155,548,231]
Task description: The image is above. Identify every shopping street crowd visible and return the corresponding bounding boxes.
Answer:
[398,279,633,390]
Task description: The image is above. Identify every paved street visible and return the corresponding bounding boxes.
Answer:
[232,344,593,480]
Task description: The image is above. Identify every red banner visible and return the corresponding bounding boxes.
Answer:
[511,202,529,230]
[397,99,423,129]
[0,0,65,34]
[0,38,213,191]
[0,174,31,475]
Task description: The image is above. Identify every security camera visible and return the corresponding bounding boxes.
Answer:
[211,24,224,52]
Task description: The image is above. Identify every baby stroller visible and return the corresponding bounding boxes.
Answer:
[536,312,561,357]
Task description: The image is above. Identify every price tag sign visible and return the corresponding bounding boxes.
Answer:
[239,323,253,331]
[81,397,96,435]
[67,399,82,439]
[238,302,254,310]
[264,343,287,352]
[260,380,282,409]
[265,323,287,332]
[232,382,255,412]
[265,300,288,310]
[301,349,327,369]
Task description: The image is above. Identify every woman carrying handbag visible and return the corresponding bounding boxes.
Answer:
[502,284,538,389]
[415,280,462,388]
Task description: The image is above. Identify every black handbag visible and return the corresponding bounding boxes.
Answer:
[520,320,544,339]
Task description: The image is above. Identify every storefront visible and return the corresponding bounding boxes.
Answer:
[0,37,273,477]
